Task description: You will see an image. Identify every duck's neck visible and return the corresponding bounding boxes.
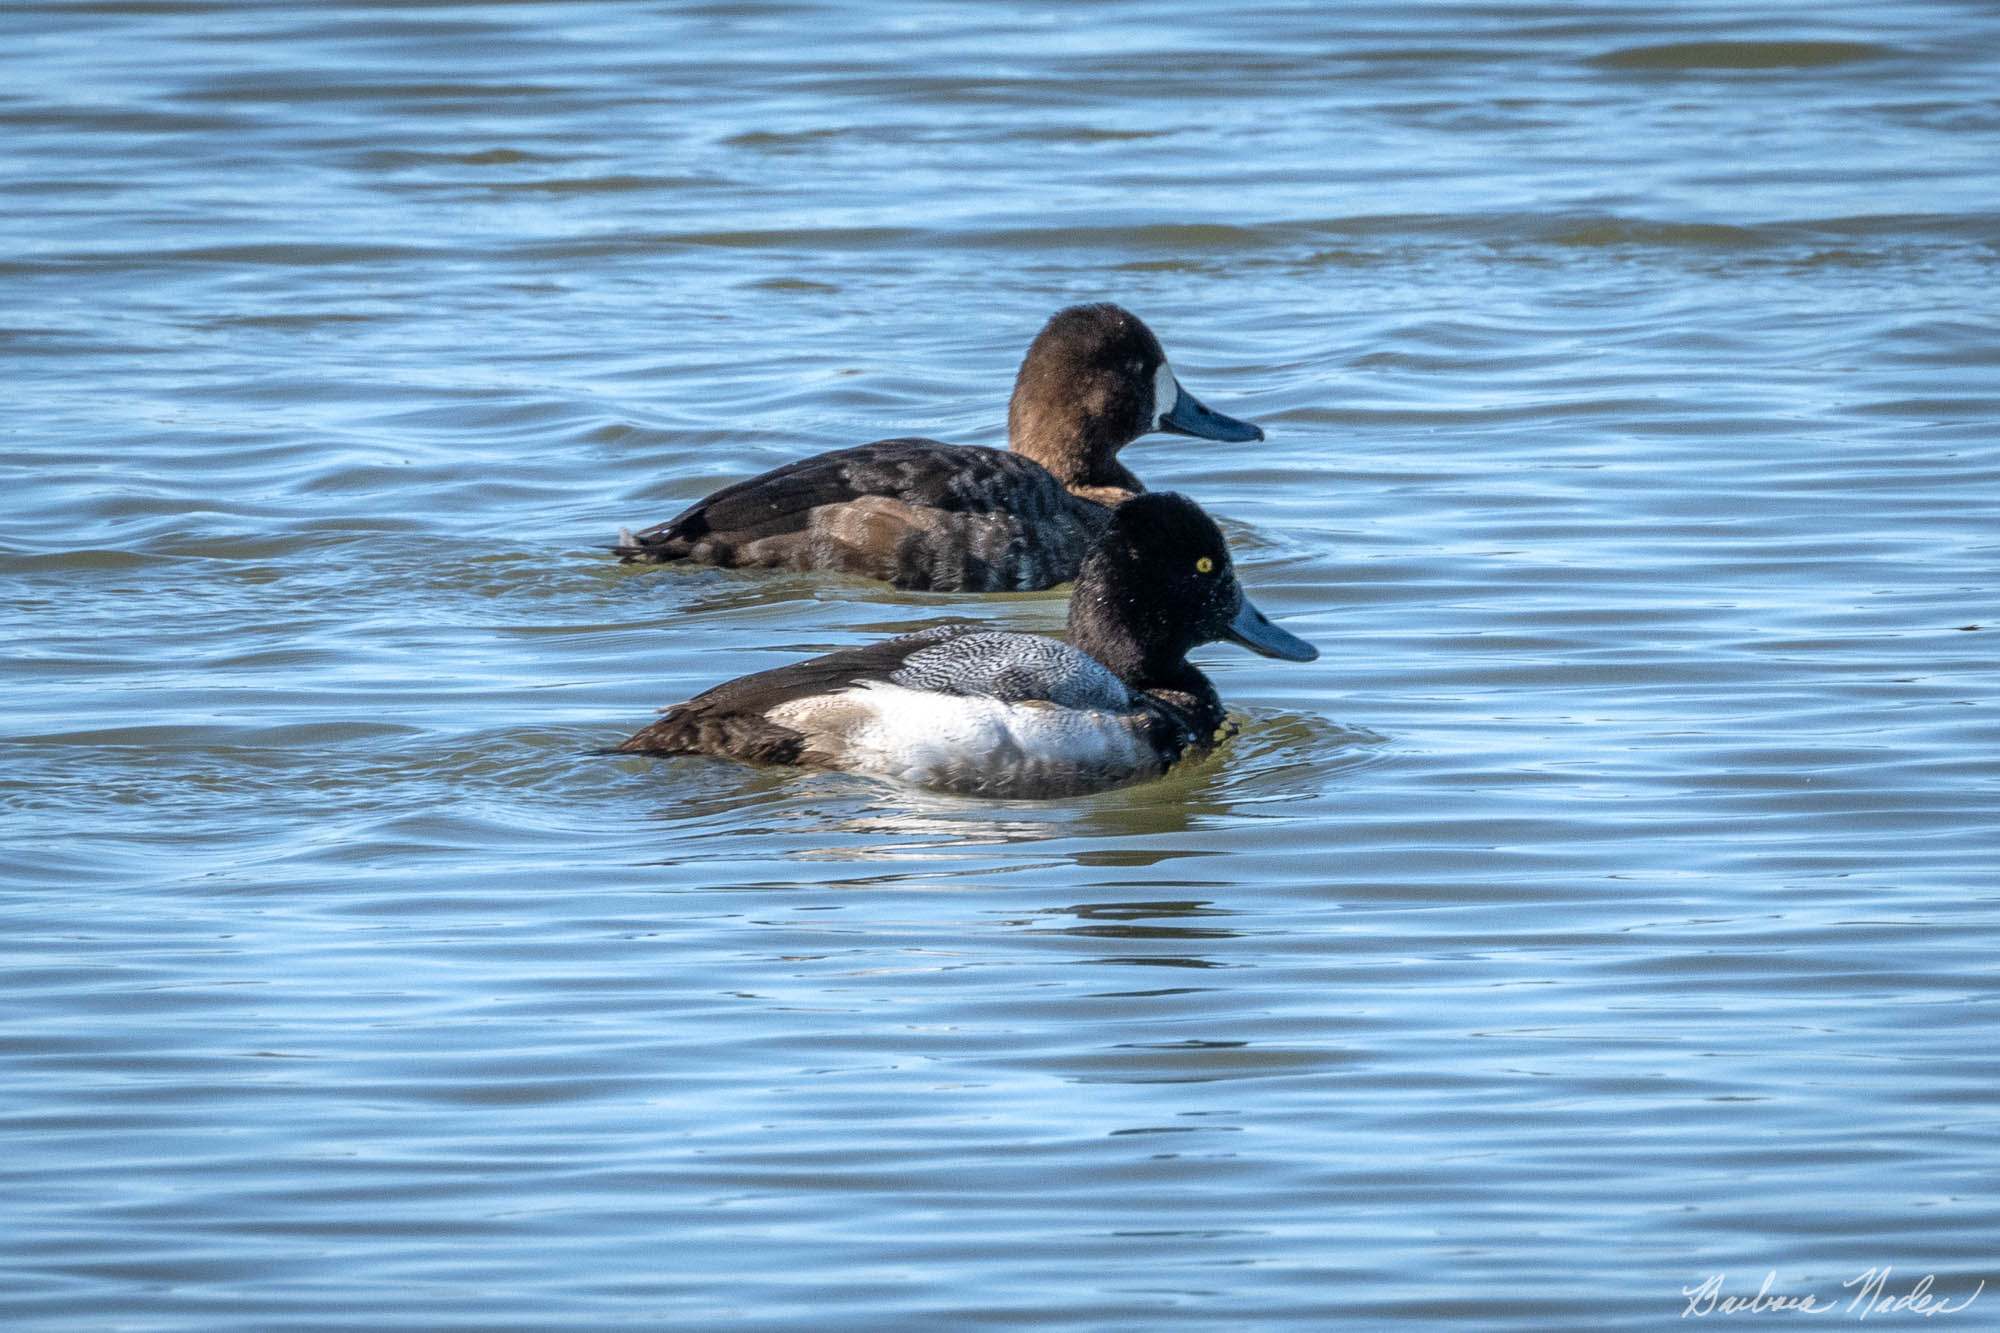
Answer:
[1069,608,1221,729]
[1067,586,1148,683]
[1009,413,1141,497]
[1064,464,1144,510]
[1134,659,1224,734]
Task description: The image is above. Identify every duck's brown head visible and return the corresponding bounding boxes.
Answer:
[1006,303,1264,501]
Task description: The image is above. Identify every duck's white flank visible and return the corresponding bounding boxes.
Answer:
[767,681,1164,796]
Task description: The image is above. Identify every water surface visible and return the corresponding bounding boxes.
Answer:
[4,2,1998,1327]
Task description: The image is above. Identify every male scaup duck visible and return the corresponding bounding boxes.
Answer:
[612,303,1264,592]
[613,492,1316,798]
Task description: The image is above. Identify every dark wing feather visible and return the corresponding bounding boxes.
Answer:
[615,439,1061,556]
[615,624,980,759]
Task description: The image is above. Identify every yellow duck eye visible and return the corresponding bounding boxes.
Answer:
[1195,556,1215,574]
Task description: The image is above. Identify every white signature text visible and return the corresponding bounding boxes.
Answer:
[1682,1268,1984,1319]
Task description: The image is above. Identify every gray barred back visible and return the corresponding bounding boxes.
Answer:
[887,632,1134,710]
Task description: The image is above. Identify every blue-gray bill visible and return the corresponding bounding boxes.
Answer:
[1159,388,1264,442]
[1224,595,1318,661]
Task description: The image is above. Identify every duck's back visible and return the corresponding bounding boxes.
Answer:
[615,439,1111,592]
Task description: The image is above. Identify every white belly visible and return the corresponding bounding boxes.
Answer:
[768,682,1167,797]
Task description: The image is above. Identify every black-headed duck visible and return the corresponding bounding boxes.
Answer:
[613,492,1316,798]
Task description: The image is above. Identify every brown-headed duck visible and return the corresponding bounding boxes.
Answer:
[613,304,1264,592]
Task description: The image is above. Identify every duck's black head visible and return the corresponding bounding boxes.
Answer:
[1007,304,1265,491]
[1067,491,1317,687]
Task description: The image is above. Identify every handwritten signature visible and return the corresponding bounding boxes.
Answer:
[1683,1268,1985,1319]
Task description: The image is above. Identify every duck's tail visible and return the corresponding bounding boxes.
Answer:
[609,704,806,764]
[610,525,690,565]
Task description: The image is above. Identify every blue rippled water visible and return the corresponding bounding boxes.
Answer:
[3,2,1998,1327]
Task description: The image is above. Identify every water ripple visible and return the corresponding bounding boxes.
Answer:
[4,0,1999,1328]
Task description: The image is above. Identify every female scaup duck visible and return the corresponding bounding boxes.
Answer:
[612,303,1264,592]
[613,492,1316,798]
